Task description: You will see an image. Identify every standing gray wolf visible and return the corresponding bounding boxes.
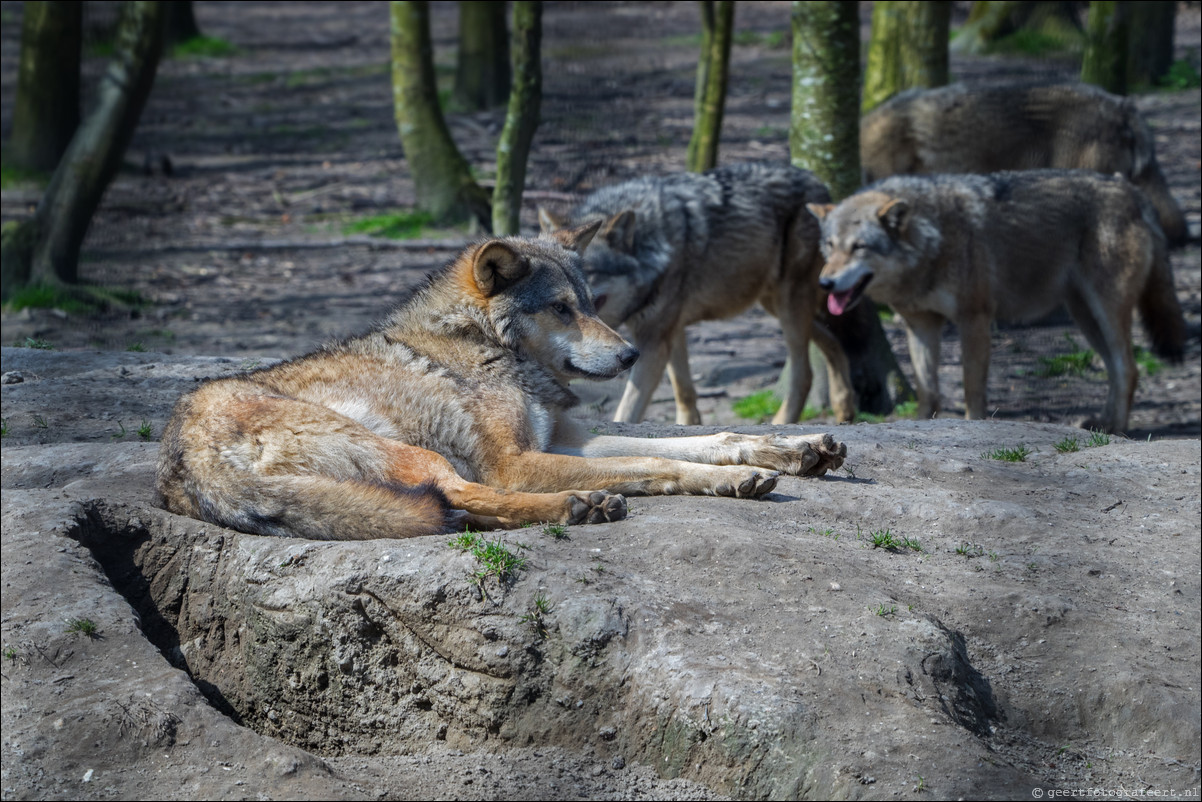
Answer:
[156,224,847,540]
[860,83,1189,246]
[809,170,1185,434]
[539,163,856,426]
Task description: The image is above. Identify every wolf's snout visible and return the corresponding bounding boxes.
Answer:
[618,346,640,370]
[819,276,835,291]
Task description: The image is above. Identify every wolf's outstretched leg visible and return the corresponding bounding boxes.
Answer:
[550,424,847,479]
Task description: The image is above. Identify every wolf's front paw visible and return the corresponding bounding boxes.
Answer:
[713,468,780,499]
[733,432,847,476]
[566,490,628,524]
[798,433,846,476]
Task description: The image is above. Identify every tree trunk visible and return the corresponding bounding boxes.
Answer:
[1082,1,1130,95]
[862,1,950,113]
[789,0,912,416]
[453,1,510,111]
[686,1,734,173]
[9,1,82,173]
[1127,1,1174,89]
[492,1,542,236]
[2,0,164,301]
[164,0,201,45]
[391,1,491,229]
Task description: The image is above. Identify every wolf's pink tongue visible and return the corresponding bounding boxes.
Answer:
[828,291,852,316]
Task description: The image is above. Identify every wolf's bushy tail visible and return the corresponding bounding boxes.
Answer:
[197,475,451,540]
[1138,240,1186,363]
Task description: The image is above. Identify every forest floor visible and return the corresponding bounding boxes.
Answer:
[1,0,1199,439]
[2,5,1201,801]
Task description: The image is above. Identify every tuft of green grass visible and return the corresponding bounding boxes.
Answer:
[1035,349,1096,378]
[171,35,236,58]
[1,418,8,438]
[982,444,1032,462]
[1086,430,1110,448]
[1134,346,1163,377]
[868,529,921,552]
[1053,435,1080,453]
[65,618,99,638]
[343,210,434,240]
[111,421,128,440]
[6,283,143,314]
[519,591,554,638]
[956,542,985,558]
[872,603,897,617]
[893,400,919,419]
[733,30,787,48]
[32,414,49,430]
[1159,59,1201,90]
[733,390,782,422]
[126,341,146,352]
[449,531,527,586]
[2,645,17,661]
[17,337,54,350]
[542,522,569,540]
[1,164,50,189]
[137,419,154,441]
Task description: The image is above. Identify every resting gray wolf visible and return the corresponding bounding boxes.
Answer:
[539,162,856,426]
[860,83,1189,246]
[809,170,1185,434]
[156,224,848,540]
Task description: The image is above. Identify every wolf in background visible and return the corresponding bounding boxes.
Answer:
[540,162,856,426]
[810,170,1185,434]
[157,224,847,540]
[860,83,1189,246]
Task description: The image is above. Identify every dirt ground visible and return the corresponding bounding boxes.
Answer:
[1,0,1199,439]
[1,4,1201,801]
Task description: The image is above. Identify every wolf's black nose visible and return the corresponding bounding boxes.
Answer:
[819,277,835,291]
[618,347,640,369]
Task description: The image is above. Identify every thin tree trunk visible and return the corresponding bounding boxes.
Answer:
[9,1,82,173]
[686,1,734,173]
[789,0,912,415]
[790,1,861,201]
[862,1,950,114]
[1127,1,1174,89]
[953,1,1084,55]
[391,1,491,229]
[1,1,165,299]
[492,1,542,236]
[164,0,201,45]
[1082,1,1130,94]
[453,1,510,111]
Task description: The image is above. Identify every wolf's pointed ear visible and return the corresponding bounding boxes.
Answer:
[807,203,835,221]
[877,198,909,237]
[473,241,530,297]
[538,206,570,234]
[602,210,637,253]
[549,219,604,254]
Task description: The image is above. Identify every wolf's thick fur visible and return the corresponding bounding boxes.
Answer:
[810,170,1185,434]
[157,225,847,540]
[540,163,855,426]
[860,83,1189,246]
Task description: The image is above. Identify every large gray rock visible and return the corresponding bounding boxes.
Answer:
[2,348,1199,799]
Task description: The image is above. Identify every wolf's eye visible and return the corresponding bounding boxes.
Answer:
[551,301,571,318]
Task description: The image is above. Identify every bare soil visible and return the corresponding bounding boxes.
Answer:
[1,0,1199,438]
[1,4,1201,801]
